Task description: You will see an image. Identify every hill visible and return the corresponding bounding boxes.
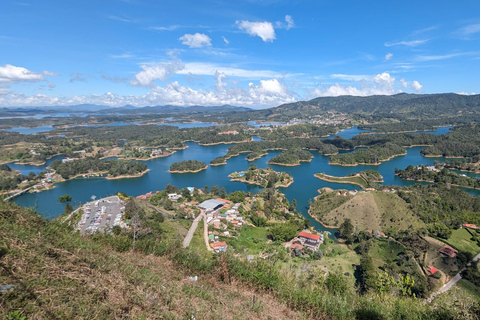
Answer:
[310,190,424,231]
[228,93,480,122]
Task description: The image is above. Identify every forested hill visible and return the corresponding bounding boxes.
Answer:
[228,93,480,121]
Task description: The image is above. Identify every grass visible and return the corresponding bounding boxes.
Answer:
[423,236,460,277]
[225,226,268,255]
[312,190,423,232]
[315,172,368,189]
[317,240,359,278]
[435,279,480,308]
[446,228,480,256]
[367,238,406,269]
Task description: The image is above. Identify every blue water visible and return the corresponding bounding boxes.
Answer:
[6,155,65,175]
[5,125,55,134]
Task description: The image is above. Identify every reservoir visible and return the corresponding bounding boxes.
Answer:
[13,126,465,232]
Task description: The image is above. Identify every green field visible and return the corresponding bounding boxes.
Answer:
[446,228,480,256]
[315,173,367,188]
[225,225,268,255]
[318,240,359,278]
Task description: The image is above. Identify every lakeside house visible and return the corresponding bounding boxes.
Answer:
[298,231,323,250]
[168,193,181,201]
[462,223,479,230]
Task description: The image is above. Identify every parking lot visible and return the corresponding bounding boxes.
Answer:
[76,196,125,234]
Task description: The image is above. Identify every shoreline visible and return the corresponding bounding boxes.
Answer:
[229,176,294,188]
[268,158,313,167]
[246,153,268,161]
[314,173,367,189]
[106,169,150,180]
[329,152,407,166]
[169,165,208,173]
[395,174,480,190]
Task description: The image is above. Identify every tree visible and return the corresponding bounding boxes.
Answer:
[125,198,140,220]
[164,198,174,211]
[220,187,227,198]
[211,185,219,195]
[338,218,354,241]
[289,199,297,211]
[203,185,210,194]
[58,194,73,214]
[165,183,178,194]
[269,222,299,242]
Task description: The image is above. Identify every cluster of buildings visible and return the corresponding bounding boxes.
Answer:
[199,198,244,229]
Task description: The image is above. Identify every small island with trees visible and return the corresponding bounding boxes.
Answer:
[268,149,313,166]
[229,166,294,188]
[315,170,383,189]
[169,160,208,173]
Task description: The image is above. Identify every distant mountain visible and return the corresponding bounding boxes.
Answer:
[228,93,480,121]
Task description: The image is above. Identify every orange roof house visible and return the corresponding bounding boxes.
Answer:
[439,246,458,258]
[211,241,228,252]
[427,265,439,275]
[291,243,303,250]
[463,224,479,229]
[298,231,321,241]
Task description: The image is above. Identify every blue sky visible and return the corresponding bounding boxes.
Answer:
[0,0,479,108]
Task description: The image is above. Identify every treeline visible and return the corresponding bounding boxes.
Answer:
[396,165,480,189]
[397,184,480,237]
[268,149,312,165]
[358,120,449,133]
[50,157,147,179]
[330,142,405,165]
[210,138,338,165]
[0,164,31,191]
[169,160,207,172]
[256,123,339,140]
[52,124,252,148]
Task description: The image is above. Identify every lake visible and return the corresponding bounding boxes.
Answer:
[12,125,469,235]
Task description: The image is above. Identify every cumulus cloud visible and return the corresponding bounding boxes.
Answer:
[384,39,429,47]
[385,52,393,61]
[313,72,422,97]
[236,20,276,42]
[131,61,185,86]
[179,33,212,48]
[0,64,45,83]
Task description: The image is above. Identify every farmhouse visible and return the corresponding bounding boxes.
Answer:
[298,231,323,250]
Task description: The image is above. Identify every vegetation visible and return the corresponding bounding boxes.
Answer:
[50,156,148,179]
[268,149,313,166]
[229,167,293,188]
[169,160,207,172]
[0,164,31,191]
[330,142,406,165]
[396,165,480,189]
[315,170,383,189]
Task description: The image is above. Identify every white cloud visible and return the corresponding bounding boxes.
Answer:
[410,80,423,92]
[178,62,279,78]
[415,52,471,62]
[0,64,45,83]
[385,52,393,61]
[313,72,422,97]
[385,39,430,47]
[131,61,185,86]
[458,23,480,36]
[222,36,229,45]
[285,15,294,30]
[43,70,60,76]
[179,33,212,48]
[149,25,180,31]
[236,20,276,42]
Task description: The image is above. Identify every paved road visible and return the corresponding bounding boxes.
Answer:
[428,252,480,303]
[148,205,170,218]
[183,213,204,248]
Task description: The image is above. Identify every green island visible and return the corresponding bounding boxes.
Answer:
[229,166,294,188]
[169,160,208,173]
[268,148,313,166]
[50,157,149,180]
[315,170,383,189]
[396,165,480,189]
[329,142,406,166]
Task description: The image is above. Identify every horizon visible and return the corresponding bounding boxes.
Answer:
[1,0,479,108]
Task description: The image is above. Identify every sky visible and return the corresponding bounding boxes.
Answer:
[0,0,479,108]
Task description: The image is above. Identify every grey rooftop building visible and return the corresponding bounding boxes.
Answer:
[198,199,226,211]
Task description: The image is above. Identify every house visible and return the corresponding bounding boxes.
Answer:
[168,193,181,201]
[291,243,304,251]
[298,231,322,250]
[463,224,479,230]
[211,241,227,252]
[426,265,439,275]
[439,246,458,258]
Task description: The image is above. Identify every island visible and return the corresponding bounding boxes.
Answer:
[169,160,208,173]
[50,157,149,180]
[315,170,383,189]
[229,167,294,188]
[267,149,313,166]
[329,142,406,166]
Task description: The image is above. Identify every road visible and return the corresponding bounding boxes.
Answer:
[148,205,170,218]
[4,186,33,201]
[427,252,480,303]
[182,213,204,248]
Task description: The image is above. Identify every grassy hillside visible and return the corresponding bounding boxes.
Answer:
[310,190,424,231]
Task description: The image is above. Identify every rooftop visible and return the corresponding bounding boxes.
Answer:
[298,231,321,241]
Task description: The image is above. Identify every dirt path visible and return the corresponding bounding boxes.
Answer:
[182,213,204,248]
[203,212,214,252]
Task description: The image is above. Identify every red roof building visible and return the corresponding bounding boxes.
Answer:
[291,243,304,250]
[299,231,321,241]
[427,265,439,275]
[211,241,228,252]
[439,246,458,258]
